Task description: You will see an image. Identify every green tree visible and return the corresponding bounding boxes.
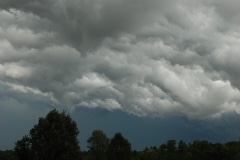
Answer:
[178,140,188,153]
[108,132,132,160]
[87,130,109,160]
[0,150,17,160]
[166,139,177,160]
[166,139,176,152]
[14,135,32,160]
[15,109,81,160]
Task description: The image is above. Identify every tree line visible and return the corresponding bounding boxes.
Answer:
[0,109,240,160]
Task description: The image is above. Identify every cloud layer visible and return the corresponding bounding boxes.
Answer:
[1,0,240,119]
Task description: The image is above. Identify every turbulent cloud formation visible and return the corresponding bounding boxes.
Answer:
[1,0,240,119]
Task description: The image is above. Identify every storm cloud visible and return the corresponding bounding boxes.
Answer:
[1,0,240,119]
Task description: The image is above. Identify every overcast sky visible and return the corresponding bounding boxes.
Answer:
[1,0,240,150]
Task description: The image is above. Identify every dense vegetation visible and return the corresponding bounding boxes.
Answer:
[133,140,240,160]
[84,138,240,160]
[1,110,240,160]
[14,109,81,160]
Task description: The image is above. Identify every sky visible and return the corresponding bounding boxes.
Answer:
[0,0,240,151]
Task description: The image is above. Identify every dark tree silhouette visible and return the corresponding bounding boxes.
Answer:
[0,150,17,160]
[14,135,32,160]
[108,132,131,160]
[178,140,188,153]
[166,139,176,152]
[14,109,81,160]
[87,130,109,160]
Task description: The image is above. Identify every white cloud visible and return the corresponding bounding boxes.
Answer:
[0,0,240,119]
[0,63,32,79]
[79,98,121,111]
[74,73,112,88]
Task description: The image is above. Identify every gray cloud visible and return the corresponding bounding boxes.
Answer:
[0,0,240,119]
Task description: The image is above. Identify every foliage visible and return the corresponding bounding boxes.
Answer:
[135,140,240,160]
[107,132,132,160]
[14,135,32,160]
[1,109,240,160]
[166,139,176,152]
[0,150,17,160]
[87,130,109,160]
[14,109,81,160]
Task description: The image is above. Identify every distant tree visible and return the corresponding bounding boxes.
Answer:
[224,141,240,160]
[143,147,149,152]
[87,130,109,160]
[166,139,176,152]
[189,140,211,160]
[0,150,17,160]
[164,139,177,160]
[14,109,81,160]
[159,144,167,151]
[108,132,132,160]
[132,150,140,160]
[178,140,188,153]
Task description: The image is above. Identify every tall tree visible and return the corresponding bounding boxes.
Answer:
[108,132,132,160]
[14,109,81,160]
[14,135,32,160]
[87,130,109,160]
[178,140,188,153]
[166,139,176,152]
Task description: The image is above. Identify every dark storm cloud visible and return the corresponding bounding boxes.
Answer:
[0,0,84,50]
[0,0,180,51]
[0,0,240,119]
